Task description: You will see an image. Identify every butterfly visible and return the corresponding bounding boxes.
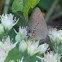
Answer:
[28,7,48,40]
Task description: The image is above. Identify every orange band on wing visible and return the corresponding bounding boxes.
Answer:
[32,23,39,38]
[34,23,39,29]
[36,13,41,21]
[33,30,35,34]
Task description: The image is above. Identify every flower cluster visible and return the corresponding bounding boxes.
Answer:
[48,28,62,44]
[0,36,18,62]
[19,40,49,56]
[0,13,19,31]
[0,13,62,62]
[15,26,49,56]
[44,52,61,62]
[37,51,61,62]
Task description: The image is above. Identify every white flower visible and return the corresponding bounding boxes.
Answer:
[0,24,4,34]
[15,33,21,42]
[19,26,27,39]
[48,28,62,44]
[3,36,18,51]
[0,49,7,62]
[19,26,27,36]
[0,36,18,62]
[44,51,61,62]
[37,43,49,54]
[36,51,61,62]
[27,40,39,56]
[0,13,19,31]
[15,26,27,42]
[49,28,58,41]
[27,40,48,56]
[19,40,27,52]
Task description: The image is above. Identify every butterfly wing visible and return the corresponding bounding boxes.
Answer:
[29,7,48,40]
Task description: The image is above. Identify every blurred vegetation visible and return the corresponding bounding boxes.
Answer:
[0,0,4,14]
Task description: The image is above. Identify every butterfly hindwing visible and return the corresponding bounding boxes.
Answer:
[29,7,48,40]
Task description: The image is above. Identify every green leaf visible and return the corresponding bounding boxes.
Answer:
[23,0,40,21]
[12,0,40,21]
[12,0,23,12]
[5,47,20,62]
[31,0,40,8]
[16,19,28,26]
[23,0,32,21]
[23,3,30,21]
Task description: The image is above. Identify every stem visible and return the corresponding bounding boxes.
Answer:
[3,0,10,14]
[45,0,59,23]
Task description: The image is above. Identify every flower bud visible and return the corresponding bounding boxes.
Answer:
[19,26,27,39]
[19,40,27,52]
[15,26,27,42]
[27,40,39,56]
[15,33,21,42]
[37,43,49,54]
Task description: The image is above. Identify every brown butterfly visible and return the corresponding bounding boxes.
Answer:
[28,7,48,40]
